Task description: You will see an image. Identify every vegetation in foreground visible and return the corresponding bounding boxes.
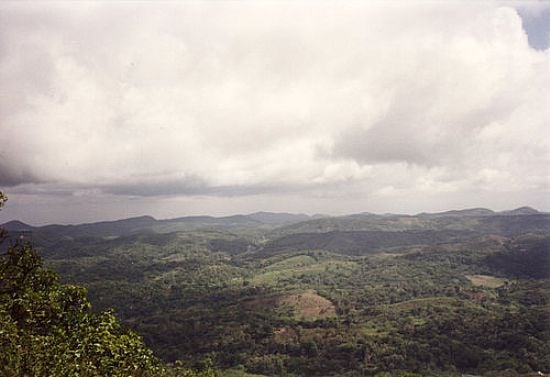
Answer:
[0,193,214,377]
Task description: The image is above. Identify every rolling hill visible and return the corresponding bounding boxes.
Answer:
[1,207,549,376]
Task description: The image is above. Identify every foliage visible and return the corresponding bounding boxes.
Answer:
[0,192,214,377]
[39,233,549,376]
[2,191,549,376]
[0,238,165,376]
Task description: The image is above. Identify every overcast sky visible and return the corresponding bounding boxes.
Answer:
[1,1,549,225]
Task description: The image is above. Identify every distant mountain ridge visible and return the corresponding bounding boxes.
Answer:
[498,206,540,215]
[1,220,35,231]
[417,208,496,217]
[1,207,542,229]
[1,207,547,251]
[0,211,320,241]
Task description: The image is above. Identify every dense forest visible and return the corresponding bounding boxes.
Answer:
[1,192,549,376]
[0,193,214,377]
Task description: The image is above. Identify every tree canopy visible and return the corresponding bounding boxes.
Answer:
[0,192,213,377]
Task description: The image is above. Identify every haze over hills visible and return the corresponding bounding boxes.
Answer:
[2,211,311,231]
[2,206,545,232]
[3,206,548,256]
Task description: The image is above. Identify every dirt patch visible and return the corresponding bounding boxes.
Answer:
[243,290,337,320]
[466,274,506,288]
[278,290,336,320]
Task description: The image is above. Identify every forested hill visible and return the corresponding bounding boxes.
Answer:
[1,211,314,238]
[2,206,548,246]
[1,207,549,376]
[3,207,549,258]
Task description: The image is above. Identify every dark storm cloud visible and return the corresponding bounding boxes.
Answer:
[0,161,41,187]
[332,125,432,165]
[98,178,276,198]
[102,183,268,198]
[101,176,211,197]
[100,176,313,198]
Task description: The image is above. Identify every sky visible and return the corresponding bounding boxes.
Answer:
[0,1,549,225]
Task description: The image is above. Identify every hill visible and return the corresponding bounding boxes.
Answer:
[1,220,34,231]
[2,207,549,376]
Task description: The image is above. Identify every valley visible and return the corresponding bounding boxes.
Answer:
[2,208,549,376]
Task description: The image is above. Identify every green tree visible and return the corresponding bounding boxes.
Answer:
[0,192,213,377]
[0,238,164,376]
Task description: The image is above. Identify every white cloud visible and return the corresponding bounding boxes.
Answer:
[0,1,549,222]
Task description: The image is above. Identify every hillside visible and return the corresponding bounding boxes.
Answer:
[1,207,549,376]
[4,207,548,255]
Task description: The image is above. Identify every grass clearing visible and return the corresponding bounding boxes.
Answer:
[244,289,336,320]
[466,274,507,288]
[388,296,481,312]
[263,254,317,271]
[278,289,337,320]
[252,259,356,285]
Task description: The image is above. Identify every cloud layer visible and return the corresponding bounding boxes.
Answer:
[0,1,549,223]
